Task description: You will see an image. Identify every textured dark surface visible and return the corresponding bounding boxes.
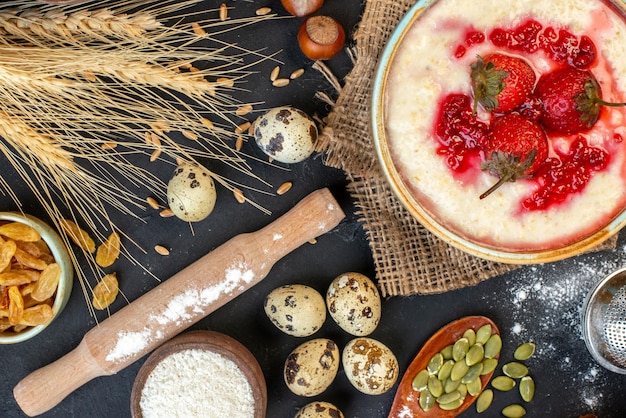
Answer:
[1,1,626,417]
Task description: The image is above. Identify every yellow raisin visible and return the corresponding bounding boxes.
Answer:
[32,263,61,302]
[14,247,48,271]
[96,232,121,268]
[8,286,24,325]
[60,219,96,253]
[19,304,54,326]
[92,273,119,310]
[0,222,41,242]
[0,239,17,272]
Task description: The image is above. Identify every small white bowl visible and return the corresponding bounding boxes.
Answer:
[0,212,73,344]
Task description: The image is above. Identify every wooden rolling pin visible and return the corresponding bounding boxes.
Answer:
[14,188,345,417]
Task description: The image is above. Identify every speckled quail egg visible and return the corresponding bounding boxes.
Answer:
[166,162,217,222]
[252,106,318,163]
[342,337,399,395]
[284,338,340,397]
[294,401,345,418]
[264,284,327,337]
[326,272,382,336]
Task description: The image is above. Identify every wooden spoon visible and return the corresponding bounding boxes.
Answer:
[388,316,499,418]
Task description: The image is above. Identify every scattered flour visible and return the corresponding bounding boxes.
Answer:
[105,262,255,363]
[494,243,626,412]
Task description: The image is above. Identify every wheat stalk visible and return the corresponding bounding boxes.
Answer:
[0,0,282,316]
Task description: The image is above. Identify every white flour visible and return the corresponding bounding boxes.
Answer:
[139,348,255,418]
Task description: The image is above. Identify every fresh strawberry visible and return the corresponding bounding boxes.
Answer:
[535,67,626,135]
[470,53,536,113]
[480,113,548,199]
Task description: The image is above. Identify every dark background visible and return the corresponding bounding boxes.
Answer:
[2,0,626,417]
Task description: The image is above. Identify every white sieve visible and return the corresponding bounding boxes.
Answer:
[582,267,626,374]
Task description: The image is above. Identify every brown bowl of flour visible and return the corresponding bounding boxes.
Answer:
[130,330,267,418]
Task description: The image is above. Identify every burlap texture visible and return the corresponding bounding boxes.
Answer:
[317,0,616,297]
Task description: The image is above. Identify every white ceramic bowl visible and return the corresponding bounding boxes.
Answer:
[0,212,73,344]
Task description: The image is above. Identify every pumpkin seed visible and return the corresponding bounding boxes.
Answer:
[492,375,516,391]
[412,369,429,392]
[457,382,467,398]
[444,377,462,393]
[436,390,461,405]
[466,376,482,396]
[502,404,526,417]
[480,358,498,375]
[419,388,435,412]
[451,360,470,381]
[484,334,502,359]
[440,344,454,360]
[519,376,535,402]
[466,343,484,366]
[476,389,493,413]
[463,328,476,345]
[439,397,464,410]
[427,352,444,375]
[428,375,444,397]
[453,337,470,361]
[476,324,492,345]
[503,362,529,379]
[437,359,455,381]
[461,363,483,384]
[514,342,536,361]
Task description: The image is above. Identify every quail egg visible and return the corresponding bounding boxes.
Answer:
[342,337,399,395]
[326,272,382,336]
[252,106,318,163]
[284,338,340,397]
[264,284,326,337]
[166,162,217,222]
[294,401,345,418]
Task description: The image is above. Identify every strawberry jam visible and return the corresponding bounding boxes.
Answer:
[434,94,488,172]
[455,19,597,68]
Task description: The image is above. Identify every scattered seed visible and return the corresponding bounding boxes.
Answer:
[272,78,290,87]
[236,104,253,116]
[290,68,305,79]
[200,117,214,129]
[491,375,516,391]
[182,129,198,140]
[256,7,271,15]
[476,389,493,413]
[219,3,228,21]
[277,181,292,195]
[519,376,535,403]
[217,77,234,87]
[175,157,185,166]
[146,197,160,210]
[101,142,117,150]
[83,69,97,82]
[154,245,170,256]
[268,156,274,163]
[235,121,251,134]
[308,238,317,244]
[150,133,161,147]
[150,148,161,162]
[235,136,244,151]
[270,65,280,81]
[502,404,526,418]
[144,131,153,145]
[159,208,175,218]
[233,188,245,203]
[412,369,429,392]
[503,362,529,379]
[514,342,536,361]
[191,21,206,35]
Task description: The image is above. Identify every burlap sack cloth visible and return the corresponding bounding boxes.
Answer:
[316,0,616,297]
